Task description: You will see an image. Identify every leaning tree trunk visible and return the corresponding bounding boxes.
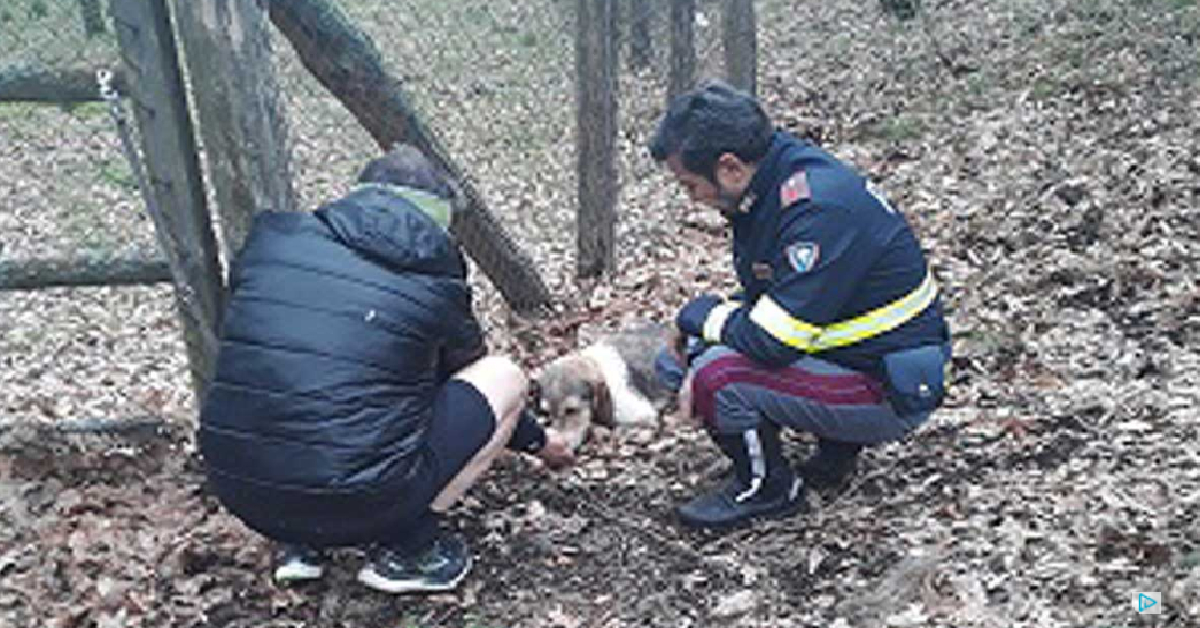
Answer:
[667,0,696,103]
[722,0,757,96]
[266,0,553,314]
[575,0,619,279]
[629,0,653,70]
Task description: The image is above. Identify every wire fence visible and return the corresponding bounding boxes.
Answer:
[0,0,735,427]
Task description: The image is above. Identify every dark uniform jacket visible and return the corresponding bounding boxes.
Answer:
[692,131,949,380]
[198,185,484,545]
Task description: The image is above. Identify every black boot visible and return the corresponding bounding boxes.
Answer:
[797,439,863,489]
[677,424,805,529]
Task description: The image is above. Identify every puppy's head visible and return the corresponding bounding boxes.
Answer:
[532,354,613,452]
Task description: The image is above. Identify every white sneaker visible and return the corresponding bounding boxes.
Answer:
[273,544,325,582]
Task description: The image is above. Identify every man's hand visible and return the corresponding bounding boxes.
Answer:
[668,326,689,364]
[676,294,724,338]
[536,429,576,470]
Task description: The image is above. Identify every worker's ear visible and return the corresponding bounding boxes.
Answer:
[714,153,753,191]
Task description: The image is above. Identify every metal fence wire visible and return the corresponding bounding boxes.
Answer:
[0,0,732,427]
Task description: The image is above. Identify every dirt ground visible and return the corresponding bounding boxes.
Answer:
[2,0,1199,626]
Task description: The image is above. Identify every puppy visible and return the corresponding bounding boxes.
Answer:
[532,322,673,453]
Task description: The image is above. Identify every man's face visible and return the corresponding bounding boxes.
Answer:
[666,154,751,217]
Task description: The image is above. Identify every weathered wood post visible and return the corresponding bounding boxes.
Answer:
[173,0,297,262]
[575,0,619,278]
[109,0,225,396]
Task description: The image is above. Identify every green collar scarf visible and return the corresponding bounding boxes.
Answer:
[354,183,453,230]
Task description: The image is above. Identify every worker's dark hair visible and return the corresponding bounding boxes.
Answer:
[357,144,455,200]
[648,79,773,181]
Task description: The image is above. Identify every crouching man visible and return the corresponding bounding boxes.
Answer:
[650,81,951,529]
[198,145,573,593]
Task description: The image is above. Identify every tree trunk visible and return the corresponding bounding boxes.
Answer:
[173,0,297,263]
[110,0,225,396]
[0,257,170,291]
[0,64,125,102]
[722,0,756,96]
[629,0,653,70]
[575,0,619,279]
[78,0,106,37]
[266,0,553,314]
[667,0,696,103]
[880,0,920,21]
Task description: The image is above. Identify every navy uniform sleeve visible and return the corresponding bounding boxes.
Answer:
[698,201,877,367]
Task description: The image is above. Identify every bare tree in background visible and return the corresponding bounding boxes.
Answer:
[667,0,696,102]
[575,0,619,278]
[629,0,653,70]
[78,0,105,37]
[880,0,920,21]
[722,0,757,96]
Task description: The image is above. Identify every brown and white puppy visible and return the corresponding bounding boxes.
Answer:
[532,322,673,453]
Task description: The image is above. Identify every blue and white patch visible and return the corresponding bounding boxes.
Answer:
[786,242,820,273]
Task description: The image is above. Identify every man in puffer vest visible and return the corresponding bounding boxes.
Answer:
[199,145,574,593]
[651,81,952,529]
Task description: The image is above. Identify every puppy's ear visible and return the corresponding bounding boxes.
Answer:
[588,379,615,428]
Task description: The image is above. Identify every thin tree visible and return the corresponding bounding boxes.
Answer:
[78,0,105,37]
[722,0,757,96]
[667,0,696,102]
[880,0,920,21]
[575,0,619,278]
[629,0,653,70]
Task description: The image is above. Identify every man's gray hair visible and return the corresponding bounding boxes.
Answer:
[357,144,456,200]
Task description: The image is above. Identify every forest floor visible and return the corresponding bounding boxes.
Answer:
[2,0,1199,626]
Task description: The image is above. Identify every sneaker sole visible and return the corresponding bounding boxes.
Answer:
[355,555,473,594]
[274,564,324,582]
[678,498,807,530]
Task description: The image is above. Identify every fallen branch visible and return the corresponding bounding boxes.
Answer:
[0,64,127,102]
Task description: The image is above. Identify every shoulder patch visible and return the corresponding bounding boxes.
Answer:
[786,242,820,274]
[780,171,812,208]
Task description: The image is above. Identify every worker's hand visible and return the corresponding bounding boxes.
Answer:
[667,327,689,365]
[676,371,698,425]
[676,294,723,338]
[536,429,576,470]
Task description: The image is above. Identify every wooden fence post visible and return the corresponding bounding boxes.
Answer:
[173,0,297,261]
[108,0,225,396]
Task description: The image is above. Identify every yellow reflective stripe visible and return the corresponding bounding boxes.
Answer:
[747,271,938,352]
[749,295,822,350]
[702,302,739,344]
[813,271,938,350]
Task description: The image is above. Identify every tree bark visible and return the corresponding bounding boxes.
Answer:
[78,0,106,37]
[880,0,920,21]
[722,0,757,96]
[0,64,125,102]
[575,0,619,279]
[0,257,170,291]
[173,0,297,263]
[266,0,553,314]
[110,0,225,396]
[667,0,696,103]
[629,0,653,70]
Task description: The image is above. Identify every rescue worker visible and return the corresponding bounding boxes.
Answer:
[199,145,574,593]
[651,81,951,529]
